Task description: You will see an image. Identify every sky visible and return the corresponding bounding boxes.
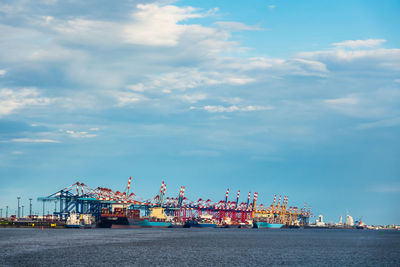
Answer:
[0,0,399,225]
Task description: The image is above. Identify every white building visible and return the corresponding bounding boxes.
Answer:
[346,214,354,226]
[315,214,325,226]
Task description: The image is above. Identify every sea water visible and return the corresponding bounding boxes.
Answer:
[0,228,399,266]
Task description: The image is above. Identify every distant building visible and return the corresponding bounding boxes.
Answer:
[315,214,325,226]
[346,214,354,226]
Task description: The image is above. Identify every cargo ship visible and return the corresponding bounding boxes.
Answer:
[185,220,217,228]
[112,218,171,228]
[239,220,253,228]
[220,217,241,228]
[185,214,217,228]
[356,220,367,229]
[99,206,171,228]
[253,221,284,229]
[253,215,284,228]
[221,223,241,228]
[66,213,95,228]
[122,207,171,228]
[168,222,185,228]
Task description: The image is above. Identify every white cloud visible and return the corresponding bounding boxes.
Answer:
[321,89,400,119]
[0,0,399,184]
[333,39,386,48]
[123,4,207,46]
[323,97,359,105]
[221,56,328,77]
[240,57,282,70]
[35,2,237,61]
[12,138,59,143]
[192,105,274,113]
[41,15,54,24]
[225,76,255,85]
[116,92,148,106]
[298,48,400,60]
[0,24,88,68]
[48,4,212,48]
[268,5,276,10]
[176,93,207,103]
[0,88,51,116]
[367,183,400,193]
[291,58,328,73]
[297,47,400,71]
[28,46,85,63]
[66,130,97,138]
[221,97,243,104]
[127,83,145,92]
[2,3,245,94]
[138,69,255,92]
[52,18,120,46]
[0,69,6,76]
[1,1,399,133]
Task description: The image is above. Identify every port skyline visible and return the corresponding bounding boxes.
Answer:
[1,179,398,227]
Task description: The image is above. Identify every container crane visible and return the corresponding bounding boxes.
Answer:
[246,192,251,209]
[235,190,240,207]
[251,192,258,218]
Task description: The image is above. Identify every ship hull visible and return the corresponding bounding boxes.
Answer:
[66,224,95,228]
[253,222,284,229]
[185,221,217,228]
[110,219,171,228]
[98,217,128,228]
[99,216,171,228]
[239,224,253,229]
[222,224,241,228]
[131,219,171,228]
[192,223,217,228]
[66,224,81,228]
[168,224,185,228]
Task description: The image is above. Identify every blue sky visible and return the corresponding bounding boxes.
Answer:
[0,0,399,224]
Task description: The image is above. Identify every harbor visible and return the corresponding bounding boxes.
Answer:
[2,177,397,230]
[1,177,313,229]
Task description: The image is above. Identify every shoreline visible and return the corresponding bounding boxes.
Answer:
[1,221,398,230]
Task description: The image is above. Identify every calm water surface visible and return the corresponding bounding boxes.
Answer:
[0,228,399,266]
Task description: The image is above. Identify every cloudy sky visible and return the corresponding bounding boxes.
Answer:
[0,0,399,224]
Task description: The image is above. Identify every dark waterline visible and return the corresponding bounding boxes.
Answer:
[1,228,399,266]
